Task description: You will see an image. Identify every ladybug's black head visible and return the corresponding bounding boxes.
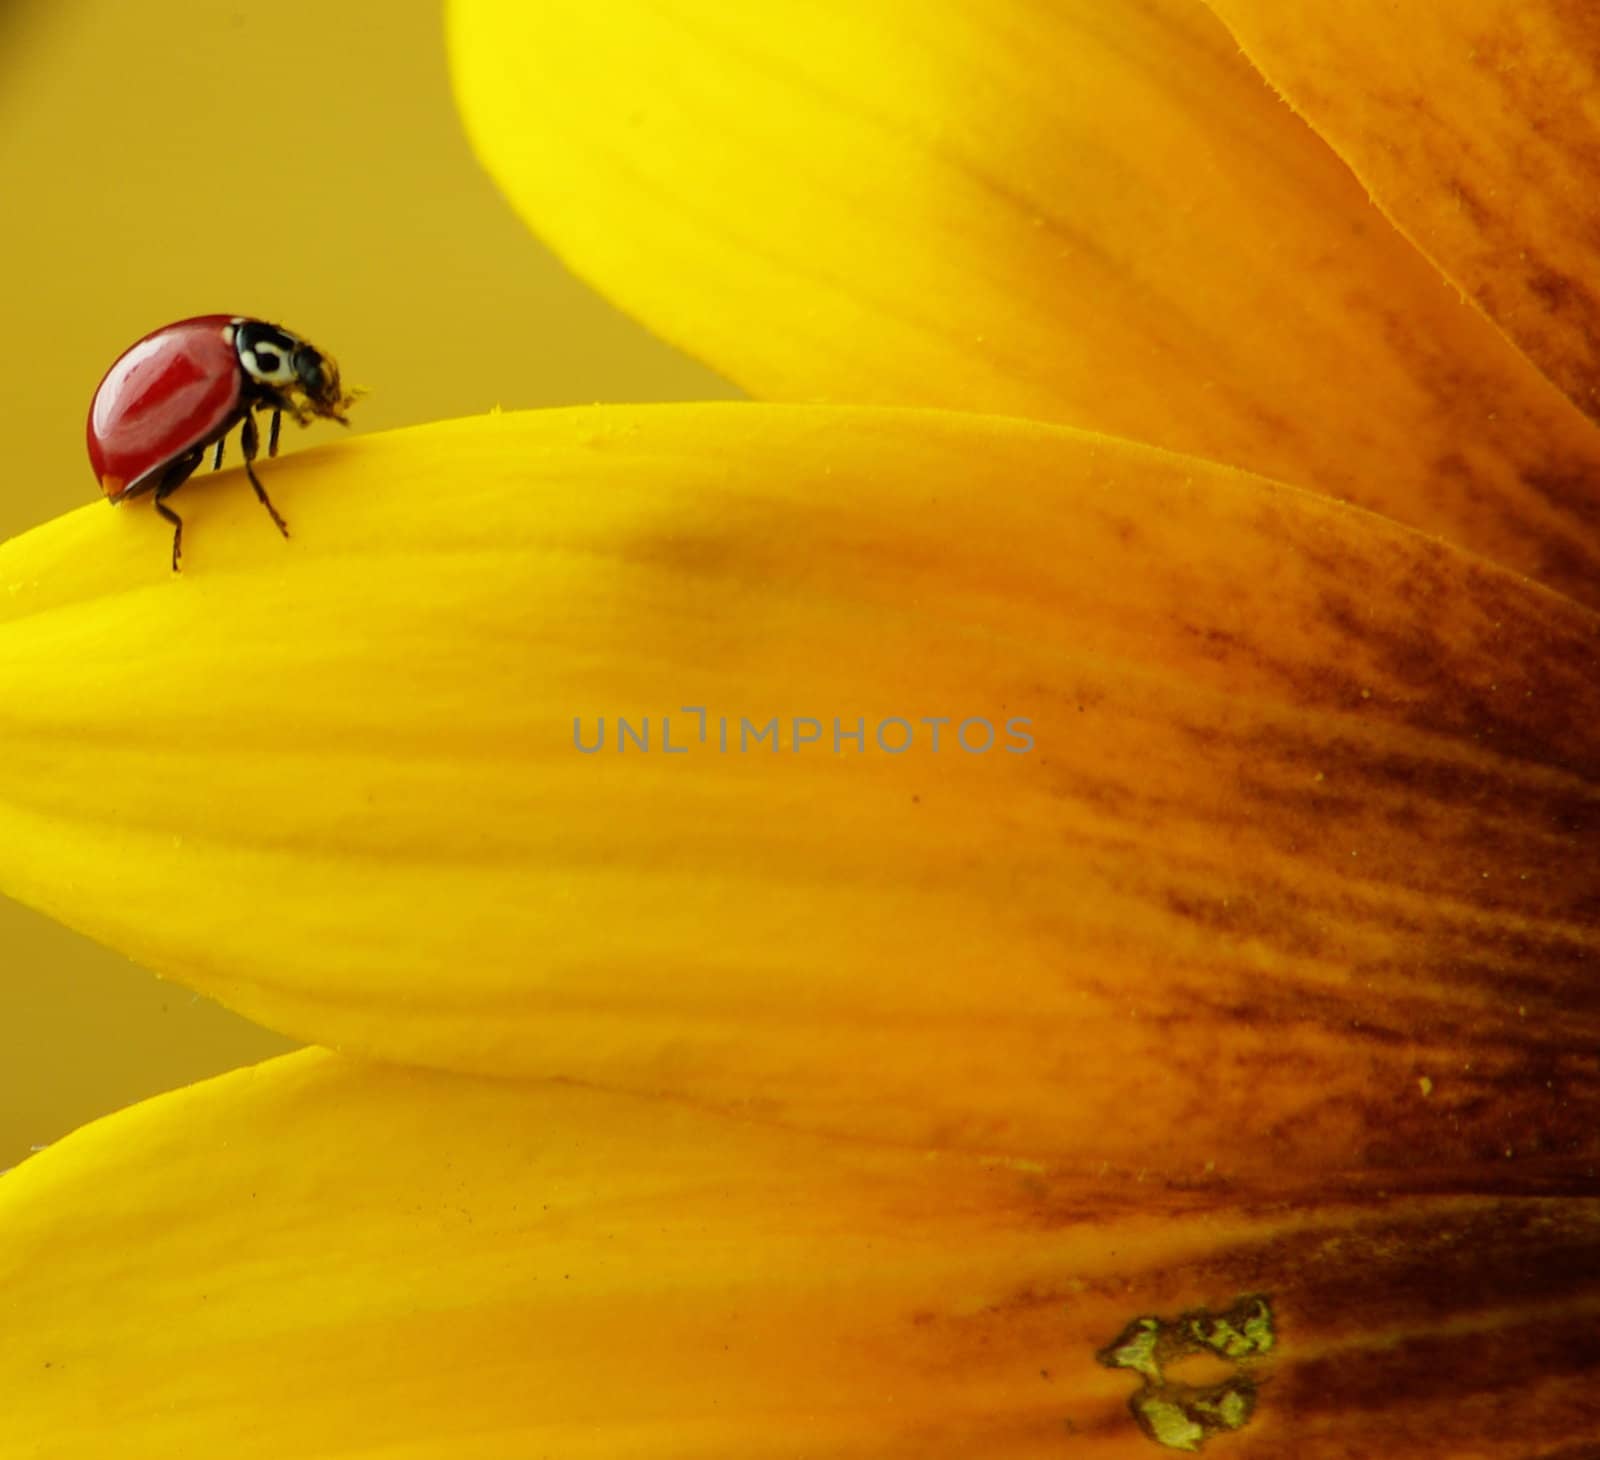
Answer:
[290,343,347,419]
[232,318,355,424]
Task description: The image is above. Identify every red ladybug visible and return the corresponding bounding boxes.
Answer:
[86,315,356,570]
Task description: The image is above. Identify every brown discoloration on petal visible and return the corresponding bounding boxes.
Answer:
[1208,0,1600,436]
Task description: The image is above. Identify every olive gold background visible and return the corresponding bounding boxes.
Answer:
[0,0,734,1168]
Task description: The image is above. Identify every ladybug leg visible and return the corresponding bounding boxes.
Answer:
[153,447,204,572]
[268,408,282,458]
[155,497,185,572]
[239,411,291,539]
[211,438,225,471]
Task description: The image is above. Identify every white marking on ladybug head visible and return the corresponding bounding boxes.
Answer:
[234,321,307,390]
[239,344,297,388]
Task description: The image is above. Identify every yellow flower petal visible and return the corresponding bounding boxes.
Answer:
[1206,0,1600,429]
[2,405,1596,1186]
[448,0,1600,607]
[4,1050,1599,1456]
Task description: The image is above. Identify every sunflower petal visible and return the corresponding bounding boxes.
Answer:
[2,407,1599,1184]
[4,1050,1600,1456]
[1206,0,1600,433]
[449,0,1600,606]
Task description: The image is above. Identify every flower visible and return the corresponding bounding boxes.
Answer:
[3,1,1599,1453]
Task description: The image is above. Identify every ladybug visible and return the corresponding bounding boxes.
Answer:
[86,315,357,570]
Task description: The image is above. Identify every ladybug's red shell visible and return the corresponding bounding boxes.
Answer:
[87,315,243,500]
